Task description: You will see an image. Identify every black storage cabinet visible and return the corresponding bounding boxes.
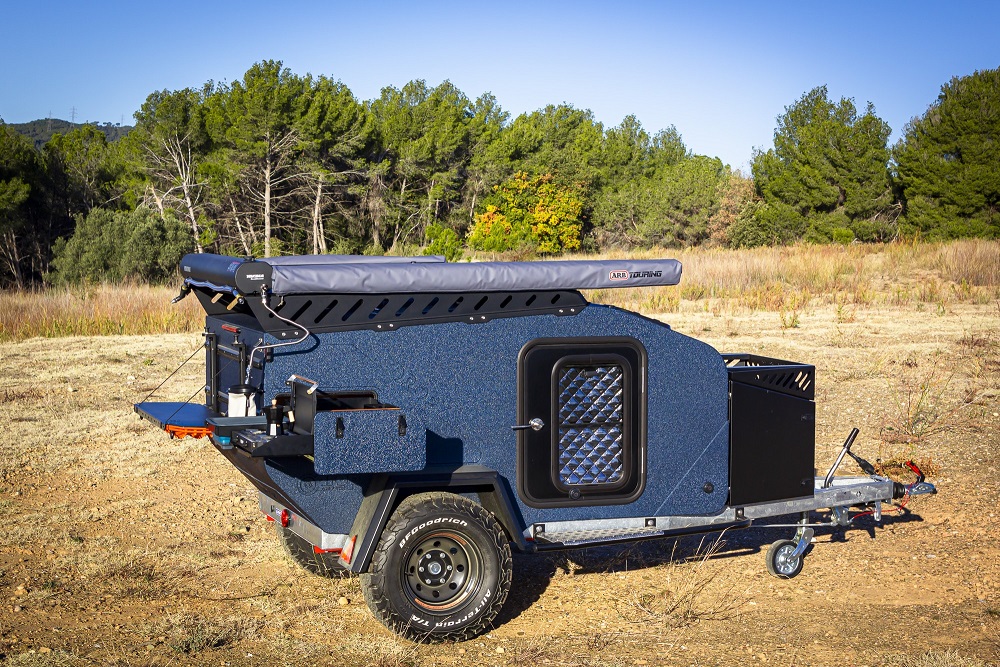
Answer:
[725,354,816,506]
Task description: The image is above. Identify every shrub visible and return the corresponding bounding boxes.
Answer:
[466,172,582,254]
[423,222,463,261]
[49,207,193,284]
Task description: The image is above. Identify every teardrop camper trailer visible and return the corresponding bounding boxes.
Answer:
[136,252,936,641]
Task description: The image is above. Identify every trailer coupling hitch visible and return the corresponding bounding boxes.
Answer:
[171,283,191,304]
[893,461,937,496]
[892,460,937,499]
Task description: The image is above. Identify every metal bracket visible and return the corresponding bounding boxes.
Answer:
[832,506,852,526]
[791,526,814,559]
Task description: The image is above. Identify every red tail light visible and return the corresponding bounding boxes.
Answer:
[313,546,342,555]
[279,509,290,528]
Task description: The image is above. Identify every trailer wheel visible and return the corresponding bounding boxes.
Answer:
[765,539,803,579]
[277,526,349,578]
[361,492,512,642]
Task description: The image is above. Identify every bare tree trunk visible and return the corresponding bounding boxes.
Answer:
[181,182,203,253]
[366,172,385,251]
[1,231,24,290]
[263,157,272,257]
[391,176,406,251]
[166,137,204,253]
[230,197,252,256]
[427,179,436,226]
[182,186,203,253]
[147,185,166,218]
[312,174,324,255]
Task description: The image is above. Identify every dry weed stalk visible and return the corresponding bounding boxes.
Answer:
[154,612,262,654]
[618,536,750,628]
[880,359,974,445]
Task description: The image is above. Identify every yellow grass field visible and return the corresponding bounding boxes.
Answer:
[0,241,998,666]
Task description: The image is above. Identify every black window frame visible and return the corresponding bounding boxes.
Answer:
[516,337,648,508]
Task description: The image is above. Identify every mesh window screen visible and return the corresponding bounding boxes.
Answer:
[557,365,625,486]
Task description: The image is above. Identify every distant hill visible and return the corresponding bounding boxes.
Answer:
[5,118,133,148]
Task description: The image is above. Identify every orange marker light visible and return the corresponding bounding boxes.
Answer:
[340,535,357,565]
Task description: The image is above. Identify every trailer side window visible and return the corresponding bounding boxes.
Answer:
[555,361,628,490]
[516,338,647,508]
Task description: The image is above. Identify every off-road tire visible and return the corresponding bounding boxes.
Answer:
[277,525,349,578]
[361,492,512,642]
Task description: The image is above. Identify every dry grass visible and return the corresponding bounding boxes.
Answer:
[618,536,750,629]
[1,241,996,341]
[0,651,82,666]
[880,650,989,667]
[88,550,185,601]
[581,239,1000,314]
[0,283,202,341]
[152,612,262,654]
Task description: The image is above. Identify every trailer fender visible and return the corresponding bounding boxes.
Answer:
[342,466,528,574]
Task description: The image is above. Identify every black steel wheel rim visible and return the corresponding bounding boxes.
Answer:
[403,531,482,611]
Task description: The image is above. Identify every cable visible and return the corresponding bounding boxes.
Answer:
[245,288,311,384]
[140,344,204,403]
[852,480,917,520]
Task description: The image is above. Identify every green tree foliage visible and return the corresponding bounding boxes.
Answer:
[749,86,894,246]
[501,105,604,194]
[205,61,310,257]
[708,171,758,246]
[467,172,583,254]
[363,80,492,251]
[0,125,75,287]
[0,127,38,286]
[8,62,1000,289]
[295,75,370,254]
[45,124,121,216]
[894,67,1000,239]
[592,117,747,249]
[595,155,733,247]
[8,119,131,149]
[49,207,192,284]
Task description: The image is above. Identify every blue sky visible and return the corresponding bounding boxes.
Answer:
[1,1,997,170]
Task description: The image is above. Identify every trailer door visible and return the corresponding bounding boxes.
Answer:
[515,338,647,508]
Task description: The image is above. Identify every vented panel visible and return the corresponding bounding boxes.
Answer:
[557,365,624,486]
[723,354,815,400]
[245,290,588,336]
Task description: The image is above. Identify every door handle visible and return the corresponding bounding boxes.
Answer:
[512,418,545,431]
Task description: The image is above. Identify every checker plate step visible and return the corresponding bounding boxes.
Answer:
[533,526,665,547]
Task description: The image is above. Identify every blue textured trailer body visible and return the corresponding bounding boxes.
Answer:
[237,303,728,534]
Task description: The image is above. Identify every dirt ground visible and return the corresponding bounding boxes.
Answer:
[1,301,998,666]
